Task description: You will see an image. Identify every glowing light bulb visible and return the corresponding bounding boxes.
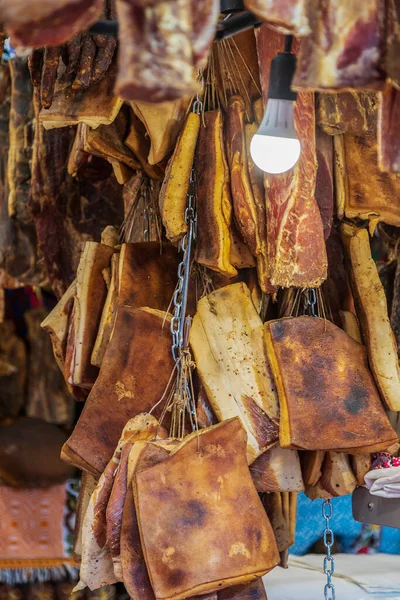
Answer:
[250,98,300,174]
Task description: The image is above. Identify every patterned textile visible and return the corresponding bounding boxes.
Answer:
[0,480,79,584]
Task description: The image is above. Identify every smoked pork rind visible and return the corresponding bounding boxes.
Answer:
[264,316,398,453]
[134,418,279,600]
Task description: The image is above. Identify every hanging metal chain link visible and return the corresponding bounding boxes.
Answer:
[322,500,335,600]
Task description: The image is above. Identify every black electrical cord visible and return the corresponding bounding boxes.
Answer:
[284,34,294,53]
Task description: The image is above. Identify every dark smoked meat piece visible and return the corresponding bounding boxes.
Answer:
[3,0,104,48]
[91,34,117,85]
[65,34,83,78]
[40,47,60,110]
[30,92,123,298]
[73,35,96,90]
[28,49,44,90]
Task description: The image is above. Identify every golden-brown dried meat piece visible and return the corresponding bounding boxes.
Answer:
[264,315,398,453]
[134,419,280,600]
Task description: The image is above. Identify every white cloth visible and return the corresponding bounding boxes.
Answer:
[264,554,400,600]
[364,466,400,498]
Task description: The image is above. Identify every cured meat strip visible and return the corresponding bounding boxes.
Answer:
[2,0,104,48]
[243,0,310,36]
[378,86,400,172]
[250,446,304,493]
[293,0,386,91]
[226,95,260,257]
[256,26,327,288]
[40,47,60,110]
[315,127,334,240]
[7,58,33,225]
[116,0,198,102]
[134,419,279,600]
[62,308,175,476]
[337,122,400,226]
[190,282,279,463]
[342,225,400,412]
[195,110,236,278]
[316,92,378,135]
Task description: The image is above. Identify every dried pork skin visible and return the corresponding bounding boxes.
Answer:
[118,242,182,312]
[343,226,400,412]
[120,442,170,600]
[256,26,327,288]
[319,452,357,497]
[226,95,260,257]
[115,0,198,102]
[159,112,200,243]
[7,58,33,225]
[315,127,334,240]
[41,280,76,375]
[264,316,398,453]
[261,492,292,554]
[316,91,378,135]
[134,419,279,600]
[250,445,304,493]
[378,86,400,172]
[2,0,103,48]
[74,414,162,591]
[196,110,237,278]
[66,242,114,389]
[243,0,310,35]
[74,471,97,561]
[132,99,188,165]
[125,111,164,180]
[91,254,120,368]
[340,124,400,225]
[190,282,279,463]
[293,0,386,91]
[62,308,175,476]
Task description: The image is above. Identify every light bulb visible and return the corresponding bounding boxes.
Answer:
[250,98,301,174]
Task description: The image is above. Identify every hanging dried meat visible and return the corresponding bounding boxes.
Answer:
[92,253,120,368]
[134,419,280,600]
[65,241,114,389]
[2,0,104,48]
[62,308,175,476]
[190,282,279,462]
[196,110,237,278]
[293,0,386,91]
[316,91,378,135]
[132,99,189,166]
[75,414,162,591]
[160,111,200,243]
[342,225,400,412]
[24,307,74,426]
[226,95,260,257]
[315,127,334,240]
[265,315,398,453]
[116,0,199,103]
[256,26,327,288]
[243,0,310,36]
[250,445,304,493]
[335,121,400,227]
[30,95,123,298]
[378,86,400,172]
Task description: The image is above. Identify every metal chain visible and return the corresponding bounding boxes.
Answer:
[170,93,202,362]
[303,288,317,316]
[322,500,335,600]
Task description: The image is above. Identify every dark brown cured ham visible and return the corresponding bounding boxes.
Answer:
[2,0,103,48]
[256,26,327,288]
[293,0,386,91]
[243,0,310,36]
